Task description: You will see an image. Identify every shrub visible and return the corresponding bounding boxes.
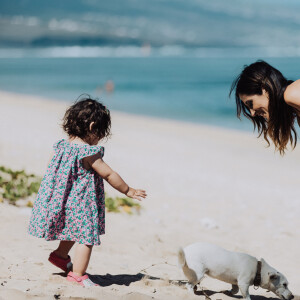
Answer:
[0,166,41,204]
[0,166,141,214]
[105,194,141,214]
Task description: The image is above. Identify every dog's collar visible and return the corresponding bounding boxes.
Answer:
[253,260,262,289]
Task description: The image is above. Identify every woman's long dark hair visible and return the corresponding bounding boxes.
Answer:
[230,60,296,155]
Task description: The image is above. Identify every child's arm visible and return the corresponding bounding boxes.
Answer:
[86,154,147,201]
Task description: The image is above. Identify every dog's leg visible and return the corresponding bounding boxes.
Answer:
[186,282,196,292]
[194,272,205,292]
[238,284,251,300]
[185,271,205,293]
[230,284,239,295]
[184,270,198,293]
[183,263,203,293]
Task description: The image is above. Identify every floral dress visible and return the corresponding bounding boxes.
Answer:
[28,139,105,245]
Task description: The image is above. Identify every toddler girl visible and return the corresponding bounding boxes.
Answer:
[28,96,146,287]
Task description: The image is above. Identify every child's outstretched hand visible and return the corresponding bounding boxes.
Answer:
[126,187,147,201]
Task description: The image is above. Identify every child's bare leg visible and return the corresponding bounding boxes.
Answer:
[72,244,93,276]
[54,241,75,259]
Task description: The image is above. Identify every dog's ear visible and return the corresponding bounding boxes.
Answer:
[268,272,279,281]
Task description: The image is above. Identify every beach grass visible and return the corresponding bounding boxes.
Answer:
[0,165,141,214]
[105,194,141,214]
[0,166,41,204]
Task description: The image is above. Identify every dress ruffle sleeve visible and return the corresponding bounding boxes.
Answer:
[53,139,104,159]
[78,145,104,160]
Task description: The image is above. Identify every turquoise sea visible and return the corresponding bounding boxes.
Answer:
[0,52,299,131]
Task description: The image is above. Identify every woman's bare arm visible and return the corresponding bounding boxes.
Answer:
[284,79,300,113]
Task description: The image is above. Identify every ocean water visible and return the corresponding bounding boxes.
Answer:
[0,53,299,131]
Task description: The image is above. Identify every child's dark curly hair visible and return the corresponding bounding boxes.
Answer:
[62,95,111,141]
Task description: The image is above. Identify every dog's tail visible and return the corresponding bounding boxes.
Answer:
[178,247,186,267]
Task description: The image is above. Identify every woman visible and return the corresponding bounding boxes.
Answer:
[230,60,300,154]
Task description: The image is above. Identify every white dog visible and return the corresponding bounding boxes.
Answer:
[178,242,294,300]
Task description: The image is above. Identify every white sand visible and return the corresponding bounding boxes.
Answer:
[0,90,299,300]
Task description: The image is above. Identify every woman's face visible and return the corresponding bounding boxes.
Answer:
[239,89,269,120]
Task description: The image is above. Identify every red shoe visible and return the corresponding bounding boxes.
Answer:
[67,271,99,287]
[48,251,72,272]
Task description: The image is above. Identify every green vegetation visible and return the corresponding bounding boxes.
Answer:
[0,166,41,205]
[0,166,141,214]
[105,194,141,214]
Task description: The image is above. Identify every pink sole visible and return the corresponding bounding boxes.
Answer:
[66,275,84,286]
[67,272,99,287]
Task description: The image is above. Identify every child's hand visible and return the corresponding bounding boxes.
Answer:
[126,187,147,201]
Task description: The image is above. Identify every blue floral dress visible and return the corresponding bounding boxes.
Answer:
[28,139,105,245]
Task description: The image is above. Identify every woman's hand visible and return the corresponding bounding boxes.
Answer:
[126,187,147,201]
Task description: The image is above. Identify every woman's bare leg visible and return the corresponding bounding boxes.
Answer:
[72,244,93,276]
[54,241,75,259]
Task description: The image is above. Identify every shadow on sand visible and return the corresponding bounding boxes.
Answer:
[52,271,159,286]
[88,272,159,287]
[53,272,299,300]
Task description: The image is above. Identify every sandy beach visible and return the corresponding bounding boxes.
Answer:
[0,90,299,300]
